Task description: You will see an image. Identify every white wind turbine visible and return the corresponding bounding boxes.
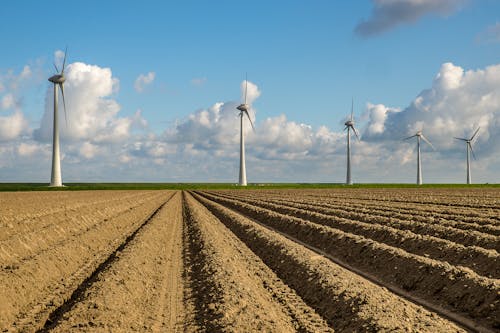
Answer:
[48,49,68,187]
[236,77,255,186]
[344,98,360,185]
[404,130,435,185]
[454,127,480,184]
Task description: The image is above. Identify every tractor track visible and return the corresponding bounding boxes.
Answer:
[35,193,176,333]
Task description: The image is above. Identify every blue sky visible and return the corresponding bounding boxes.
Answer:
[0,0,499,183]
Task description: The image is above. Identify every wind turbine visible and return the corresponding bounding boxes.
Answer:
[48,48,68,187]
[454,127,479,184]
[236,77,255,186]
[344,98,360,185]
[404,130,434,185]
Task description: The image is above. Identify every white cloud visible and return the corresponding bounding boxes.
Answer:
[362,62,500,156]
[241,80,261,104]
[166,80,260,148]
[1,93,15,110]
[0,112,29,141]
[165,81,342,163]
[0,64,34,113]
[54,50,65,68]
[355,0,466,37]
[134,72,155,93]
[79,141,99,159]
[20,65,32,79]
[364,103,399,136]
[34,61,136,143]
[1,57,499,184]
[17,142,40,156]
[132,109,148,129]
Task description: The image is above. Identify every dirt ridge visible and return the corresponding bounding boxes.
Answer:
[36,192,176,332]
[196,190,499,331]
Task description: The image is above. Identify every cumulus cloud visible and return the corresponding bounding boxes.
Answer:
[364,103,401,136]
[355,0,466,37]
[134,72,155,92]
[131,109,148,129]
[2,56,499,183]
[1,93,15,110]
[19,65,32,80]
[165,80,343,163]
[79,141,100,159]
[0,112,29,141]
[54,50,66,68]
[34,61,140,144]
[0,65,34,113]
[241,80,261,104]
[17,142,40,156]
[362,62,500,157]
[167,81,260,147]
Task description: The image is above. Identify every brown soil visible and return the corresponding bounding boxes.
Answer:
[48,192,184,332]
[1,188,498,333]
[183,191,332,332]
[192,191,467,332]
[0,190,173,331]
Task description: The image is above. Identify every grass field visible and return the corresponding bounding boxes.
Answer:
[0,182,499,191]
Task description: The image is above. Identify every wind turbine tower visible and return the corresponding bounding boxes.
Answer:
[344,99,360,185]
[454,127,479,184]
[404,130,434,185]
[48,49,68,187]
[236,77,255,186]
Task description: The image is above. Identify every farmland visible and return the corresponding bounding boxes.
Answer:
[0,188,498,332]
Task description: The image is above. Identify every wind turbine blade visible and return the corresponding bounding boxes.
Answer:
[403,134,417,140]
[62,46,67,73]
[469,142,477,160]
[352,126,360,141]
[470,127,480,141]
[60,83,68,128]
[454,137,468,141]
[421,134,435,150]
[245,110,255,132]
[54,62,59,73]
[244,74,248,105]
[350,97,354,121]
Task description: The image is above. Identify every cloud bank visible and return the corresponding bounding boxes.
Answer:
[0,55,499,183]
[355,0,466,37]
[362,62,500,155]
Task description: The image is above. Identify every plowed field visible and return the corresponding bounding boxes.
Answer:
[1,188,498,332]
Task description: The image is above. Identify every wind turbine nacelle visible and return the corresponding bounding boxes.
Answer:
[48,75,66,84]
[237,104,249,112]
[345,120,354,127]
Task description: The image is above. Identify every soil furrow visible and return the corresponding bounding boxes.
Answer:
[204,191,499,278]
[208,191,499,252]
[183,191,333,332]
[195,191,499,331]
[35,192,175,332]
[224,191,500,233]
[0,191,173,332]
[46,192,184,332]
[191,191,471,333]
